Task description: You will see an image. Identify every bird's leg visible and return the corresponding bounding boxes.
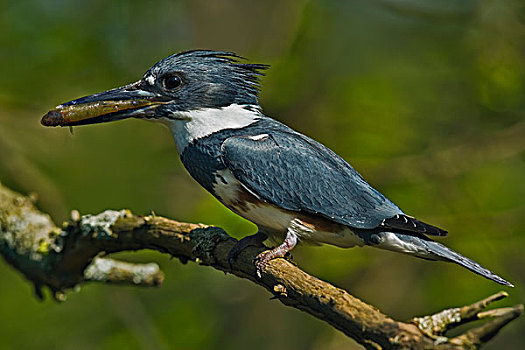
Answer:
[228,230,268,267]
[255,229,298,278]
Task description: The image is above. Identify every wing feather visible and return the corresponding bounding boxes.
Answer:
[380,214,447,236]
[220,130,402,229]
[220,129,447,237]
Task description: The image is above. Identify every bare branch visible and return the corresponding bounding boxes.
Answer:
[0,182,521,349]
[450,304,524,347]
[411,291,523,348]
[84,257,164,286]
[411,291,513,336]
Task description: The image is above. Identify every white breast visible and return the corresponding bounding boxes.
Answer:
[212,169,295,232]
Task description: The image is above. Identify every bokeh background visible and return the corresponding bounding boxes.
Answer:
[1,0,524,349]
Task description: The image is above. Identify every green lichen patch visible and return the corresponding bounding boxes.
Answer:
[0,183,56,255]
[37,238,50,254]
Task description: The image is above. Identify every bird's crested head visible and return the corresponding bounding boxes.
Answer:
[41,50,269,127]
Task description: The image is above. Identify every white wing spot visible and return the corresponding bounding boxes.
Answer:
[248,134,269,141]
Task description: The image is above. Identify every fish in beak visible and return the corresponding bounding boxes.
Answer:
[41,81,168,127]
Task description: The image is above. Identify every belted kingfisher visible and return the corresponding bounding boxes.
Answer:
[42,50,512,286]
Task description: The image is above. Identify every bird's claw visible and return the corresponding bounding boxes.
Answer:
[254,251,294,278]
[254,251,272,278]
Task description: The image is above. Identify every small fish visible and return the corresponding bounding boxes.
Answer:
[41,99,158,127]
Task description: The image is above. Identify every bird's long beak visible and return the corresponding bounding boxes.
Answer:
[41,81,167,127]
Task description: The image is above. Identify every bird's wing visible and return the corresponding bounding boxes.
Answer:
[220,129,445,236]
[220,130,447,235]
[380,214,447,236]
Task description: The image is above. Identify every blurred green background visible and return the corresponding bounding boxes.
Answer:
[1,0,524,349]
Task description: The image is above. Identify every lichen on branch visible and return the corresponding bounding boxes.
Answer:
[0,182,522,349]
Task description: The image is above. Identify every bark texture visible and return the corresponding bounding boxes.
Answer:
[0,182,521,349]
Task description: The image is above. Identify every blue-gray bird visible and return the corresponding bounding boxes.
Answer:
[42,50,512,286]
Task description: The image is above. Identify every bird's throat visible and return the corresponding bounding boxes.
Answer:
[165,104,261,153]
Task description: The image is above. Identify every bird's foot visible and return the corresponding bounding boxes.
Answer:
[228,231,268,268]
[254,250,291,278]
[254,231,297,278]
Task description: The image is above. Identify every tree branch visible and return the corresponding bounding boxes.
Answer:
[0,182,521,349]
[83,257,164,286]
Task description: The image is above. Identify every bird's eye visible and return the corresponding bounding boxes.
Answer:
[162,74,182,90]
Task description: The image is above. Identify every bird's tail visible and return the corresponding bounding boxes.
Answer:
[423,239,513,286]
[372,232,513,286]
